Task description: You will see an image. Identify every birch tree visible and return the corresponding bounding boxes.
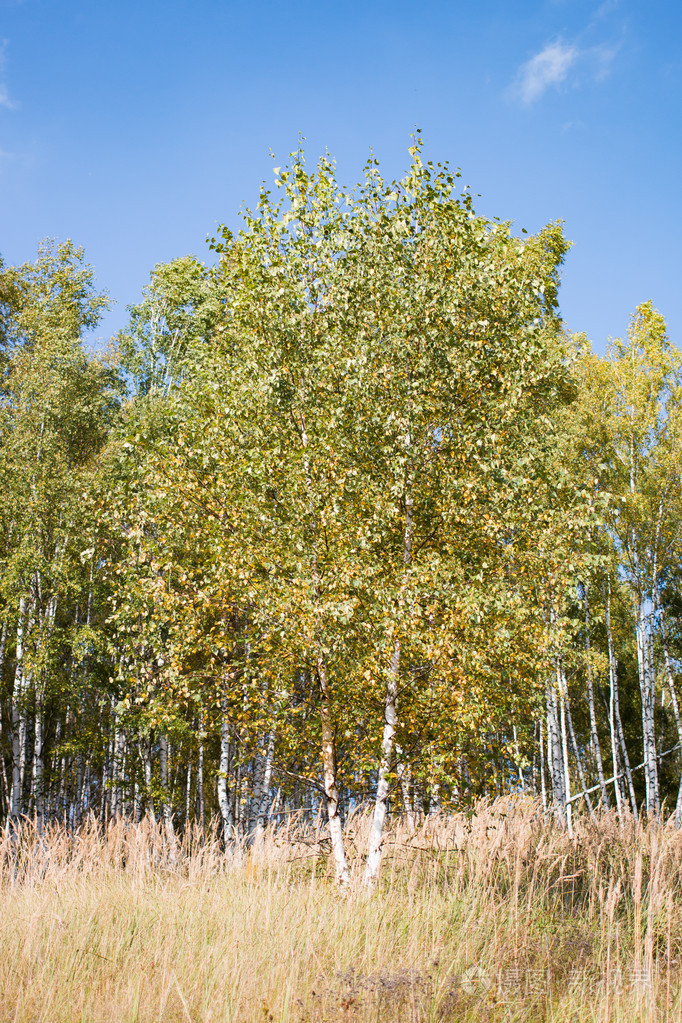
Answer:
[571,304,682,814]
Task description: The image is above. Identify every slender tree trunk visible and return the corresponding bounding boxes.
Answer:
[365,469,414,884]
[11,596,28,819]
[512,724,525,792]
[197,714,205,832]
[546,675,566,818]
[56,711,67,820]
[539,718,547,812]
[603,581,624,819]
[659,619,682,825]
[583,583,609,807]
[604,581,638,814]
[563,681,595,817]
[635,592,659,814]
[233,758,241,830]
[185,746,193,827]
[630,505,658,815]
[248,742,265,840]
[395,745,416,833]
[31,591,57,825]
[120,734,130,818]
[110,698,123,818]
[300,411,350,884]
[255,728,276,841]
[317,654,350,885]
[557,663,573,837]
[0,621,9,818]
[140,736,156,823]
[31,686,45,825]
[133,778,143,824]
[365,639,400,883]
[159,733,176,849]
[74,752,84,824]
[217,696,232,844]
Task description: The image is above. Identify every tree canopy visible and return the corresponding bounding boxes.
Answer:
[1,146,681,874]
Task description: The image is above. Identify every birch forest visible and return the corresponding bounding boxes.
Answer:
[3,144,682,874]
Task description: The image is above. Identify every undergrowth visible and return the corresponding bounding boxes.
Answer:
[1,798,681,1022]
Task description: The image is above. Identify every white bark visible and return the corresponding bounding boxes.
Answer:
[558,663,573,838]
[659,620,682,826]
[184,747,193,826]
[583,583,609,807]
[217,696,232,844]
[396,745,416,833]
[197,714,205,831]
[11,596,28,819]
[546,675,566,816]
[318,654,350,885]
[159,733,176,850]
[0,622,9,816]
[365,466,413,885]
[635,591,659,814]
[539,718,547,812]
[254,728,276,842]
[563,679,595,818]
[110,697,125,818]
[300,410,350,884]
[139,737,156,824]
[603,582,623,819]
[365,639,400,883]
[604,580,638,814]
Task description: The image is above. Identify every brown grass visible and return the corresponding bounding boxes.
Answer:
[2,799,682,1022]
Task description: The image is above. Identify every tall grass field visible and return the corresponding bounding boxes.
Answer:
[2,801,682,1022]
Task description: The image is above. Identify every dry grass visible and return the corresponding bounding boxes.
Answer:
[2,799,682,1022]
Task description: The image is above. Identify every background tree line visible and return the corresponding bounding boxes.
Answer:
[2,144,682,874]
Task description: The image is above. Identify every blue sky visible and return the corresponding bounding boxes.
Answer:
[0,0,680,354]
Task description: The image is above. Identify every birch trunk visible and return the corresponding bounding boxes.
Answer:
[197,717,205,832]
[539,718,547,812]
[159,733,176,849]
[563,680,595,817]
[110,698,125,818]
[365,639,400,883]
[512,724,525,792]
[365,468,413,885]
[604,581,638,814]
[583,583,609,807]
[140,737,156,823]
[300,410,350,884]
[603,582,624,818]
[254,728,276,842]
[31,689,45,824]
[74,752,85,824]
[0,621,9,816]
[0,710,8,819]
[217,697,232,844]
[546,676,566,817]
[185,748,193,827]
[659,621,682,825]
[635,592,659,814]
[558,663,573,837]
[395,745,416,833]
[11,596,28,819]
[317,653,350,885]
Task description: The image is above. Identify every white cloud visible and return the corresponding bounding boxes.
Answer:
[508,31,620,106]
[513,41,579,104]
